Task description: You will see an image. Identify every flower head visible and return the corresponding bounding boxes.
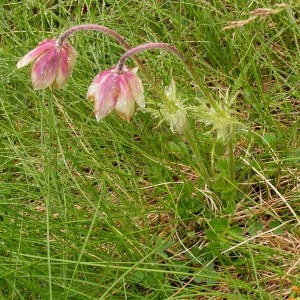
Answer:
[145,79,188,133]
[17,39,76,89]
[87,66,144,121]
[190,88,242,140]
[163,79,188,133]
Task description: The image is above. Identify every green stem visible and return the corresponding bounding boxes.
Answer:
[228,136,235,180]
[183,127,210,183]
[41,92,53,299]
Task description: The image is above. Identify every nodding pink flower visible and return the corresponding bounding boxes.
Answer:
[17,39,76,90]
[87,66,144,121]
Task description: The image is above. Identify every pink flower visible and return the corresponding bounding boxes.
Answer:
[87,66,144,121]
[17,39,76,89]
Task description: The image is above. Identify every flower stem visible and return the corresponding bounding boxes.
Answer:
[183,127,210,183]
[56,24,153,89]
[116,42,221,113]
[117,42,185,70]
[228,136,235,180]
[56,24,130,49]
[117,42,214,183]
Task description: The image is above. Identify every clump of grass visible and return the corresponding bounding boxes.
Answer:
[0,1,299,299]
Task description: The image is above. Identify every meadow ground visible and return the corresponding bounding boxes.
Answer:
[0,1,299,299]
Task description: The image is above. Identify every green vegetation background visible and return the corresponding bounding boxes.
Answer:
[0,1,299,299]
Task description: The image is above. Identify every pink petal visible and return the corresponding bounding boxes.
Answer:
[31,47,59,89]
[87,71,112,101]
[93,74,119,121]
[114,74,135,121]
[91,68,114,85]
[17,39,56,69]
[54,43,76,88]
[127,72,144,108]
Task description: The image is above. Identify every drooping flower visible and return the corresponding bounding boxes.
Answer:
[17,39,76,89]
[87,66,144,121]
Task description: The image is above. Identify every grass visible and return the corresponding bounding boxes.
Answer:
[0,0,299,299]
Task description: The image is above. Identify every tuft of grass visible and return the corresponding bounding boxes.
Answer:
[0,1,299,299]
